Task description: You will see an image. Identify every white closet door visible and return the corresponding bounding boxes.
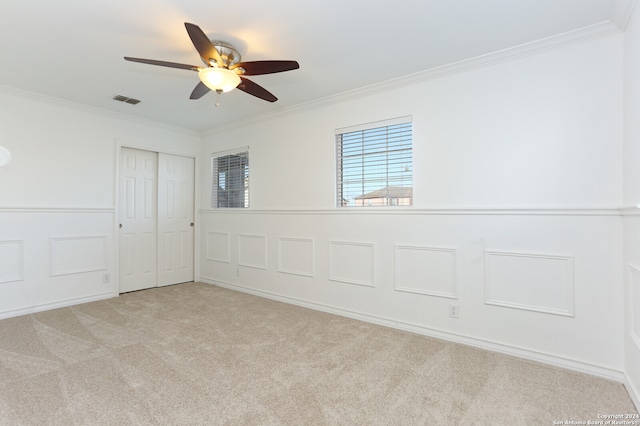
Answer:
[157,153,195,286]
[118,148,158,292]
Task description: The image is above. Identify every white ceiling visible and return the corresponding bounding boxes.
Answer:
[0,0,633,132]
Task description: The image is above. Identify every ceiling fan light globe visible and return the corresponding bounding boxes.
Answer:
[198,68,241,93]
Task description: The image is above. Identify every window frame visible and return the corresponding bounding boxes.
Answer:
[211,147,250,209]
[335,116,413,208]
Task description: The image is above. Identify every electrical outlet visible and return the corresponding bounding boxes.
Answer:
[103,273,110,284]
[449,303,459,319]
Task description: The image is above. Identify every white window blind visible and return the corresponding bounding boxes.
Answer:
[336,117,413,207]
[211,148,249,208]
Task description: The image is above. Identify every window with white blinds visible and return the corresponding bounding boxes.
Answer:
[336,117,413,207]
[211,148,249,208]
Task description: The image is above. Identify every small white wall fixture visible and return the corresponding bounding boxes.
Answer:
[0,146,11,167]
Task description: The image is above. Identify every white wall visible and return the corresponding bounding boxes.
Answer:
[199,34,626,379]
[0,87,200,318]
[623,1,640,409]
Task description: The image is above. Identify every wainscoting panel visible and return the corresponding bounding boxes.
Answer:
[238,234,267,269]
[485,250,574,316]
[50,235,108,277]
[206,232,230,263]
[0,208,116,318]
[329,241,374,287]
[198,210,623,377]
[395,245,458,299]
[278,237,314,277]
[0,240,24,283]
[631,264,640,351]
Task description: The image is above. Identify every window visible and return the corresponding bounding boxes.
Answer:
[211,148,249,208]
[336,117,413,207]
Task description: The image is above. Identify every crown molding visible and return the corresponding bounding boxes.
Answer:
[611,0,640,31]
[0,84,199,137]
[319,21,622,104]
[206,20,623,136]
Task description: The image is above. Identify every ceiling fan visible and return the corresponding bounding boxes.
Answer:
[124,22,299,103]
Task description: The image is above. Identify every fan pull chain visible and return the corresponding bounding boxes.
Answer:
[215,90,222,107]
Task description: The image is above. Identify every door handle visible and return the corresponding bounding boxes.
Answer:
[190,222,194,227]
[119,223,123,229]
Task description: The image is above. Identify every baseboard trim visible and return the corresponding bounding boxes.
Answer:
[0,291,116,320]
[625,376,640,412]
[200,277,625,383]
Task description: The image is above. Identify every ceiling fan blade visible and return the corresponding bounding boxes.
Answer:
[190,81,211,99]
[124,57,199,71]
[184,22,223,67]
[237,77,277,102]
[230,60,299,75]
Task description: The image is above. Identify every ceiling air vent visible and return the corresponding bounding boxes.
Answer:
[113,95,141,105]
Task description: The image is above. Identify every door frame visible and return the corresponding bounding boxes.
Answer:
[114,140,200,294]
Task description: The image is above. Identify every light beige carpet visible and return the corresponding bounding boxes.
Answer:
[0,282,636,425]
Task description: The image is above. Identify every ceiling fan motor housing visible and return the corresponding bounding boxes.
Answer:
[210,41,241,69]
